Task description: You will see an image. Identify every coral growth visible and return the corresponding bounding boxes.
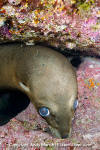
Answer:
[0,0,100,54]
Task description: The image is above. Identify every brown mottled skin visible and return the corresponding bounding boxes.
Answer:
[0,43,78,138]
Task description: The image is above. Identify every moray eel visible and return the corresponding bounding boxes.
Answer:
[0,43,78,138]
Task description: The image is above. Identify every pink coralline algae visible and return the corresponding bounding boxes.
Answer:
[8,0,22,5]
[0,26,11,38]
[0,0,99,54]
[0,57,100,150]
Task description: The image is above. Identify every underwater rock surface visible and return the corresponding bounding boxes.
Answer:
[0,57,100,149]
[0,0,100,55]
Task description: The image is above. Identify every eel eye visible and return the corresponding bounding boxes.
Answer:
[73,99,78,110]
[39,107,50,117]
